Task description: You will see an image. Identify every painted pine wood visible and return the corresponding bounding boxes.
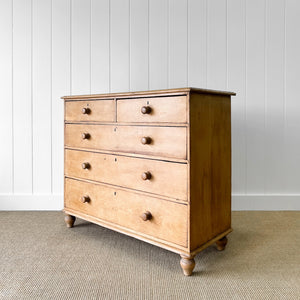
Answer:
[52,0,71,195]
[265,0,285,193]
[71,0,91,95]
[207,0,227,90]
[188,0,207,88]
[285,0,300,193]
[245,0,266,193]
[91,0,110,94]
[228,0,246,194]
[169,0,188,88]
[0,0,13,193]
[32,0,52,193]
[12,0,33,193]
[130,0,148,91]
[149,0,168,89]
[110,0,130,92]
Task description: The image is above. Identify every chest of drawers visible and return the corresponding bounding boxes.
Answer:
[62,87,235,276]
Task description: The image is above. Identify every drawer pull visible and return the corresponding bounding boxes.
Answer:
[141,106,152,114]
[80,195,90,203]
[141,136,152,145]
[140,211,152,221]
[82,132,90,140]
[82,107,91,114]
[141,171,152,180]
[82,162,91,170]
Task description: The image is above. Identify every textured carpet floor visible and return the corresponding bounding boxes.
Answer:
[0,211,299,300]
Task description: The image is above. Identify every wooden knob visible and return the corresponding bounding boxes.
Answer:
[80,195,90,203]
[141,171,152,180]
[141,211,152,221]
[82,132,90,139]
[141,106,152,114]
[82,162,90,170]
[141,136,152,145]
[82,107,91,114]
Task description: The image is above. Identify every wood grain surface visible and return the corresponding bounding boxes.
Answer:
[65,177,188,246]
[65,149,187,200]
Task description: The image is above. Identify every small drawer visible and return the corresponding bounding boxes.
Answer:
[65,124,187,159]
[65,100,115,122]
[117,96,187,123]
[65,149,188,200]
[65,178,187,246]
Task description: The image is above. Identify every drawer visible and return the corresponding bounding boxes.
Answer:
[65,178,187,246]
[65,149,187,200]
[65,100,115,122]
[117,96,187,123]
[65,124,187,159]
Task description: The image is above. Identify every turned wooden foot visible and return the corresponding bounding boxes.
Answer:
[216,236,228,251]
[180,255,196,276]
[64,214,76,228]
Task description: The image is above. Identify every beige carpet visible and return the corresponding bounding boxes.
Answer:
[0,211,299,299]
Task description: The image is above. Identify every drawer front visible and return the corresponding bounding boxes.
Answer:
[65,124,187,159]
[65,149,187,200]
[65,178,187,246]
[65,100,115,122]
[117,96,187,123]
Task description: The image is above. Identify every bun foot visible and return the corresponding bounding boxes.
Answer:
[216,236,228,251]
[65,214,76,228]
[180,255,196,276]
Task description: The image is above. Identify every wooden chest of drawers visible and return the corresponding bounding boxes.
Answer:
[62,87,235,276]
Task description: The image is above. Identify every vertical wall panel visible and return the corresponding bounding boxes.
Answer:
[110,0,130,92]
[91,0,110,93]
[32,0,52,193]
[2,0,300,210]
[149,0,168,90]
[207,0,227,90]
[265,0,285,193]
[228,0,246,194]
[285,0,300,192]
[169,0,188,88]
[71,0,91,94]
[188,0,207,88]
[245,0,266,193]
[52,0,71,195]
[130,0,148,91]
[13,0,33,193]
[0,0,13,193]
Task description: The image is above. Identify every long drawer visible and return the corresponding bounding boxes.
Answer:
[65,124,187,159]
[65,178,187,246]
[65,149,187,200]
[65,99,115,122]
[117,95,187,123]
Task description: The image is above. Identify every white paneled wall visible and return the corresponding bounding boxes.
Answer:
[0,0,300,210]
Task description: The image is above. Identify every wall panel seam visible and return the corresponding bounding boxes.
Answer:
[167,0,169,88]
[70,0,72,95]
[109,0,111,93]
[90,0,92,94]
[186,0,189,86]
[31,0,33,194]
[205,0,208,88]
[226,0,228,89]
[50,0,53,194]
[244,0,248,193]
[11,0,14,194]
[147,0,149,90]
[129,0,131,91]
[263,0,267,194]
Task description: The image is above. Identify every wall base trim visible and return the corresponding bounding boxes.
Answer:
[232,194,300,210]
[0,194,299,211]
[0,194,63,210]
